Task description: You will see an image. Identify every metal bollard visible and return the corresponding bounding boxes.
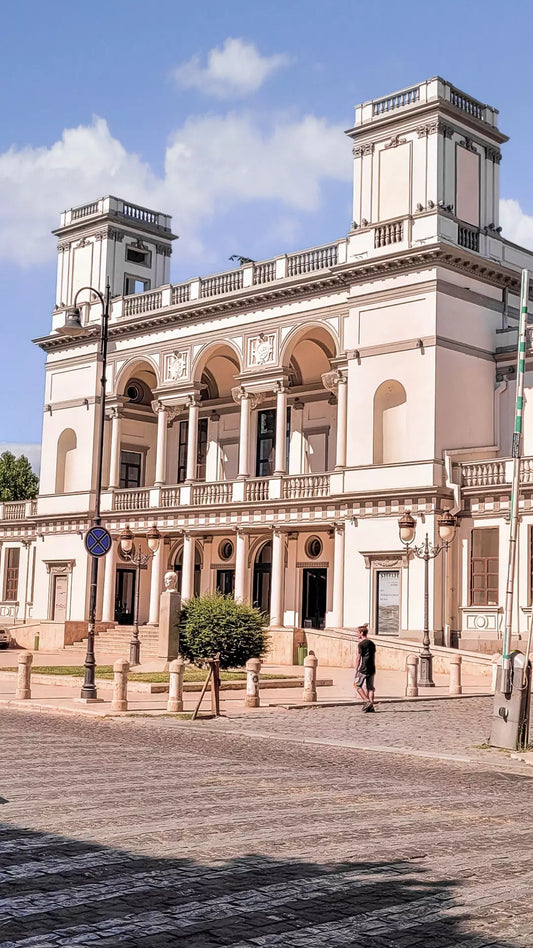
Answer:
[16,653,33,700]
[111,658,129,712]
[406,654,419,697]
[246,658,261,708]
[303,651,318,702]
[491,653,500,693]
[167,657,185,713]
[449,654,462,695]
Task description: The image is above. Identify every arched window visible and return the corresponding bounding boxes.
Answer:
[373,381,407,465]
[55,429,77,493]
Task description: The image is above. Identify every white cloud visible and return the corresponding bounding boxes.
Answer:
[500,198,533,249]
[171,38,290,99]
[0,111,350,268]
[0,444,41,472]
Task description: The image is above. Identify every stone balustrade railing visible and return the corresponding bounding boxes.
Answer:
[461,461,508,488]
[192,482,232,505]
[253,260,276,285]
[458,224,480,252]
[372,86,419,116]
[287,244,338,276]
[374,220,403,248]
[201,270,244,298]
[245,478,269,502]
[123,290,163,317]
[282,474,330,500]
[113,488,150,512]
[3,502,26,520]
[449,87,484,121]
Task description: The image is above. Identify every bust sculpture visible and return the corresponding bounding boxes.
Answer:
[163,570,178,592]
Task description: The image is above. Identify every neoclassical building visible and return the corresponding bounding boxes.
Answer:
[1,76,532,656]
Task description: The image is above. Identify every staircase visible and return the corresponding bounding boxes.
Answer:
[65,625,160,657]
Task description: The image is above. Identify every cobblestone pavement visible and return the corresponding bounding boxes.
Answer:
[2,706,533,947]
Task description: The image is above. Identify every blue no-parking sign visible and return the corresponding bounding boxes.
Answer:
[84,526,112,557]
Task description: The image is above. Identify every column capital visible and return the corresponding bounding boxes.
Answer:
[333,520,345,535]
[232,386,267,411]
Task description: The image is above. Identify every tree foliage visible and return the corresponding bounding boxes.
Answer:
[179,593,268,669]
[0,452,39,501]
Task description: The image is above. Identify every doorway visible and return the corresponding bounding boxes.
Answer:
[302,568,327,629]
[375,569,400,635]
[253,541,272,614]
[216,569,235,596]
[115,568,136,624]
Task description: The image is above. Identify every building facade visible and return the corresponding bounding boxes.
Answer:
[1,76,533,656]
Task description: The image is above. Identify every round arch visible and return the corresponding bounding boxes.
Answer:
[55,428,77,494]
[192,342,242,401]
[113,357,160,398]
[280,323,339,387]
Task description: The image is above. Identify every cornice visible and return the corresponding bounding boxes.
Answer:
[35,242,526,354]
[345,98,508,146]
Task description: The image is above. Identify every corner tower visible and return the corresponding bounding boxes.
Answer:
[53,196,177,308]
[346,77,508,257]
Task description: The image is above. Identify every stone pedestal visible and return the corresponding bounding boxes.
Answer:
[158,589,181,660]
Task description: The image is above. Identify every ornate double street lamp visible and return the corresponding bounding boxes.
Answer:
[119,524,161,666]
[57,283,111,700]
[398,510,458,687]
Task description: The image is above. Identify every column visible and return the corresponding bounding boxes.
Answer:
[335,376,348,470]
[234,529,249,601]
[274,385,288,475]
[270,528,285,627]
[181,533,195,600]
[331,523,345,628]
[185,398,199,482]
[206,412,220,482]
[154,404,168,486]
[237,392,251,479]
[148,540,166,625]
[289,400,304,475]
[108,409,123,489]
[102,538,116,622]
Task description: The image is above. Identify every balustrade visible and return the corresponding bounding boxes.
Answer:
[171,283,191,304]
[282,474,330,500]
[521,459,533,484]
[372,86,419,115]
[253,261,276,284]
[374,220,403,248]
[122,202,157,225]
[123,290,162,317]
[192,482,232,505]
[4,502,26,520]
[458,225,480,252]
[461,461,507,488]
[287,245,337,276]
[450,88,484,121]
[201,270,243,298]
[71,201,100,220]
[245,479,269,502]
[160,486,181,508]
[113,489,150,512]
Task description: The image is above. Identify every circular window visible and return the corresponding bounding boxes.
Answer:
[219,539,234,561]
[125,378,150,405]
[305,536,323,559]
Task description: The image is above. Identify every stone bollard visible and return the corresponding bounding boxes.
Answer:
[16,653,33,700]
[111,658,129,712]
[246,658,261,708]
[449,654,462,695]
[167,657,185,713]
[303,651,318,703]
[405,654,419,697]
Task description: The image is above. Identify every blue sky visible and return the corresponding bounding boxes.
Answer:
[2,0,533,463]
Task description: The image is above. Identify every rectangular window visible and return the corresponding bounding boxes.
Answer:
[4,548,20,601]
[256,409,276,477]
[124,275,151,295]
[125,245,152,267]
[177,421,188,484]
[197,418,208,481]
[120,450,142,489]
[470,528,499,606]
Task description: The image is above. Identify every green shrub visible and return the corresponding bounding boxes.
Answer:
[179,593,269,669]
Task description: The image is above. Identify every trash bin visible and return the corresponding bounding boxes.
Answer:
[297,644,308,666]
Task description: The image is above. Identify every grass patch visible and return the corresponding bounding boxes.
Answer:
[3,665,296,683]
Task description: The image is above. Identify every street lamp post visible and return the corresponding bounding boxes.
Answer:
[119,524,161,666]
[57,283,111,700]
[398,510,457,688]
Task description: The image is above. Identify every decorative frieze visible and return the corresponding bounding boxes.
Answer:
[459,137,478,153]
[248,332,276,367]
[384,135,407,149]
[164,350,189,382]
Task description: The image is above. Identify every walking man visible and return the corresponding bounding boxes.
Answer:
[354,623,376,712]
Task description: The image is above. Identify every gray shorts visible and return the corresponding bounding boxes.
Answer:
[355,671,375,691]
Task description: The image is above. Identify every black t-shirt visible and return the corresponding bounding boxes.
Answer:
[358,638,376,675]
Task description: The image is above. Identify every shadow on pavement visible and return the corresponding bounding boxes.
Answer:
[0,821,519,948]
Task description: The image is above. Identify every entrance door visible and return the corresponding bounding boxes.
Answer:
[52,574,68,621]
[253,541,272,614]
[376,569,400,635]
[115,568,136,624]
[216,569,235,596]
[302,568,327,629]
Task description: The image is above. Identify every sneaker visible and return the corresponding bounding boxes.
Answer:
[361,701,370,711]
[363,704,375,713]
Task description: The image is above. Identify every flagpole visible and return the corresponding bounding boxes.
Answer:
[502,268,529,692]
